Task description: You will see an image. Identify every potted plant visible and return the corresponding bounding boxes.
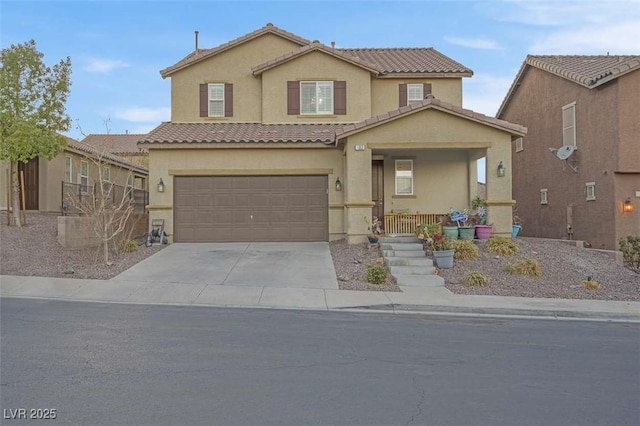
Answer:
[365,216,383,243]
[426,232,455,268]
[416,223,441,253]
[471,197,492,239]
[512,206,522,238]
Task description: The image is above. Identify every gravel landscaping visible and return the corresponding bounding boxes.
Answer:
[0,212,165,280]
[330,236,639,301]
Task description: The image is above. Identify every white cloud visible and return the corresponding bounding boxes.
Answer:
[530,21,640,54]
[115,107,170,123]
[444,36,502,50]
[84,58,130,73]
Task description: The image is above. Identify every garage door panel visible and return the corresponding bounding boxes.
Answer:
[174,175,328,242]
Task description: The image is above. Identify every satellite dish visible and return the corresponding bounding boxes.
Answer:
[555,145,576,160]
[548,145,578,173]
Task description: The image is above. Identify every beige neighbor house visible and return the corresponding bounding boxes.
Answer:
[0,135,148,214]
[82,133,149,170]
[497,55,640,250]
[140,23,526,243]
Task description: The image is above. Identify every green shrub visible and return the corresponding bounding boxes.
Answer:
[119,239,138,253]
[581,280,601,291]
[619,236,640,273]
[464,271,488,286]
[366,264,387,284]
[453,240,479,260]
[505,258,541,277]
[487,237,518,256]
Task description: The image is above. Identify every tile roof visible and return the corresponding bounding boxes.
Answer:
[526,55,640,88]
[335,96,526,139]
[81,133,148,155]
[160,23,309,78]
[139,122,345,145]
[338,48,473,75]
[64,136,148,174]
[497,54,640,117]
[252,42,381,76]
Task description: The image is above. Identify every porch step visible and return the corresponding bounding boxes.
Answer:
[390,265,436,275]
[379,236,420,244]
[380,243,424,251]
[382,250,426,258]
[386,257,434,267]
[394,275,445,287]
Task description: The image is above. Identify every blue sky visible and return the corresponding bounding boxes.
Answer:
[2,0,639,140]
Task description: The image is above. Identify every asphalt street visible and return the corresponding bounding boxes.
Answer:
[1,298,639,426]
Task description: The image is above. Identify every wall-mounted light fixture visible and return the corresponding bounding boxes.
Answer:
[335,177,342,192]
[497,161,506,177]
[157,178,165,193]
[623,197,633,213]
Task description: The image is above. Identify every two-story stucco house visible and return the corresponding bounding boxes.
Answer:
[141,23,526,243]
[497,55,640,250]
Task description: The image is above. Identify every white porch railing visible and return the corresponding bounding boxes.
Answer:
[384,213,443,235]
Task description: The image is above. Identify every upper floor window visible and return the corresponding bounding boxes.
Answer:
[79,160,89,193]
[199,83,233,118]
[65,156,72,183]
[395,160,413,195]
[208,83,225,117]
[407,84,424,105]
[562,102,576,147]
[515,137,524,152]
[301,81,334,115]
[540,188,548,205]
[102,166,110,183]
[586,182,596,201]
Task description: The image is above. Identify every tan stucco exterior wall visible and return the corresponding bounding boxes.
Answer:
[371,78,463,116]
[261,51,372,123]
[170,34,302,123]
[147,146,345,241]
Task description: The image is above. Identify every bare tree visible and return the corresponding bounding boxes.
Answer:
[66,153,137,265]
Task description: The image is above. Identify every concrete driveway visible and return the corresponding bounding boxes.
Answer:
[111,242,339,290]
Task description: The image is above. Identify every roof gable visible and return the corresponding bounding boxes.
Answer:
[160,23,309,78]
[339,48,473,76]
[64,136,148,174]
[497,54,640,117]
[252,42,381,76]
[81,133,148,155]
[336,97,526,140]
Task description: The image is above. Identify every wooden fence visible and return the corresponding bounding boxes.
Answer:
[384,213,443,235]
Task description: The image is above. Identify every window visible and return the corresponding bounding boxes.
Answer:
[395,160,413,195]
[515,137,524,152]
[407,84,424,105]
[562,102,576,146]
[540,188,548,205]
[65,156,72,183]
[301,81,334,115]
[586,182,596,201]
[102,166,110,182]
[208,83,224,117]
[79,161,89,193]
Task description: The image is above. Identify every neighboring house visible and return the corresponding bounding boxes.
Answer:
[0,136,148,213]
[140,23,525,243]
[497,55,640,250]
[82,133,149,168]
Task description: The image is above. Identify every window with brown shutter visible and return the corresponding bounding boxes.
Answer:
[287,81,300,115]
[399,83,407,107]
[199,83,233,117]
[423,83,432,97]
[334,81,346,115]
[224,83,233,117]
[199,84,208,117]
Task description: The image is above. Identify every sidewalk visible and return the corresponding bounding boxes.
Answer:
[1,274,639,322]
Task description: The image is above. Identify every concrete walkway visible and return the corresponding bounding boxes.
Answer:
[1,273,639,322]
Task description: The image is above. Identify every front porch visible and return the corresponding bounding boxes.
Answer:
[383,213,443,235]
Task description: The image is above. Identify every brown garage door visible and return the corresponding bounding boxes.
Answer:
[174,176,328,242]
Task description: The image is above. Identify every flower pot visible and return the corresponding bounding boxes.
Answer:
[367,235,379,244]
[433,249,455,269]
[442,226,459,240]
[512,225,522,239]
[458,226,475,240]
[475,225,492,240]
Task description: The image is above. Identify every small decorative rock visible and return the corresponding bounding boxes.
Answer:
[63,268,74,275]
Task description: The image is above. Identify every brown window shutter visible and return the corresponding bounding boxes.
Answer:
[224,83,233,117]
[199,84,208,117]
[423,83,432,98]
[334,81,346,115]
[287,81,300,115]
[399,84,407,107]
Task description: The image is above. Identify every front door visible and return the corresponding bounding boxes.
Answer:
[372,160,384,228]
[18,157,39,210]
